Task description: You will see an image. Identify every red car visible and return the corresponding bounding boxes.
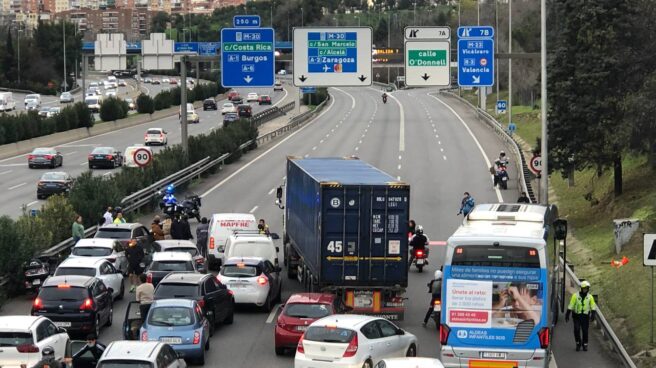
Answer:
[258,95,272,105]
[274,293,350,355]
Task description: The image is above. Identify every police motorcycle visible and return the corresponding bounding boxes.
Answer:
[23,258,51,293]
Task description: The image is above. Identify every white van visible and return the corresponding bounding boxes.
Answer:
[0,92,15,111]
[224,232,279,266]
[24,94,41,107]
[85,95,102,112]
[123,145,153,167]
[207,213,257,268]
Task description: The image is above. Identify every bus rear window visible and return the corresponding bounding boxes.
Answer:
[452,245,540,268]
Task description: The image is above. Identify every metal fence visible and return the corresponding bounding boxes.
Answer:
[249,101,295,127]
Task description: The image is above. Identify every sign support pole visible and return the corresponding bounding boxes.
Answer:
[136,57,141,95]
[82,55,87,93]
[652,266,654,344]
[180,56,188,161]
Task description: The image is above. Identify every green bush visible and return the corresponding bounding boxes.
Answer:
[100,97,128,122]
[154,90,172,110]
[68,171,123,228]
[73,102,94,128]
[137,94,155,114]
[302,87,329,106]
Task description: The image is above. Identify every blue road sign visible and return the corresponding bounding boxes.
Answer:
[457,26,494,87]
[174,42,199,53]
[496,100,507,113]
[307,31,358,73]
[234,15,261,28]
[198,42,220,56]
[301,87,316,94]
[457,26,494,39]
[221,28,275,88]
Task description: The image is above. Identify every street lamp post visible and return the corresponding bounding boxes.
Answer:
[63,21,67,92]
[413,1,417,26]
[301,7,304,27]
[540,0,548,204]
[17,28,22,84]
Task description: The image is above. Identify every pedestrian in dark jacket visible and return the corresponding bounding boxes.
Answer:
[171,216,185,240]
[181,215,193,240]
[73,334,106,361]
[196,217,209,256]
[517,192,530,203]
[125,240,144,292]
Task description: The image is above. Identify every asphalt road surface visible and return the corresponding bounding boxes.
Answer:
[0,86,620,368]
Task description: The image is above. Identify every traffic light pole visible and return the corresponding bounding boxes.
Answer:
[180,56,188,161]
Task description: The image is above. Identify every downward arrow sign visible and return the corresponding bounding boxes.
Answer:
[472,75,481,84]
[244,75,253,83]
[421,73,430,81]
[299,75,307,82]
[358,75,367,82]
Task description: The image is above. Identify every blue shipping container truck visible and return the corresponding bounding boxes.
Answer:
[283,157,411,320]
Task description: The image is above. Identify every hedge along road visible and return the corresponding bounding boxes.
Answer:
[0,83,293,217]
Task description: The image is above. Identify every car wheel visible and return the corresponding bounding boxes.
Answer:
[50,160,56,169]
[106,304,113,326]
[275,347,285,356]
[362,360,373,368]
[88,164,93,169]
[406,344,417,357]
[117,281,125,300]
[94,316,101,336]
[209,316,215,336]
[224,302,234,325]
[197,350,205,365]
[28,164,33,169]
[205,337,210,351]
[263,295,273,312]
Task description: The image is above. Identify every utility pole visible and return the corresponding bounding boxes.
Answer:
[301,7,304,27]
[180,56,188,160]
[17,28,21,84]
[63,21,67,92]
[495,0,499,99]
[508,0,512,130]
[413,1,417,26]
[270,1,273,28]
[540,0,548,204]
[387,11,391,84]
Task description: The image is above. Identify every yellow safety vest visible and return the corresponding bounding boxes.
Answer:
[568,292,597,314]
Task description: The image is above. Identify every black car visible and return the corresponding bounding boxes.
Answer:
[37,171,74,199]
[223,112,239,128]
[230,95,243,105]
[88,147,123,169]
[154,273,234,334]
[28,147,63,169]
[31,275,113,337]
[237,104,253,118]
[203,98,217,110]
[145,252,197,287]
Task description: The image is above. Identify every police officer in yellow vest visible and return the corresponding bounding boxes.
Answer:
[565,280,597,351]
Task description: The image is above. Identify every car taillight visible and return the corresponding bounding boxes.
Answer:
[227,290,234,296]
[27,154,34,160]
[440,324,451,345]
[296,333,305,354]
[32,297,43,309]
[197,299,205,308]
[37,181,44,187]
[538,327,550,349]
[88,154,93,160]
[44,155,53,160]
[160,134,164,139]
[144,134,148,139]
[434,299,441,306]
[106,155,113,160]
[209,237,214,249]
[146,273,153,283]
[16,343,39,353]
[80,298,95,311]
[257,276,268,286]
[343,334,358,357]
[193,331,201,344]
[141,331,148,341]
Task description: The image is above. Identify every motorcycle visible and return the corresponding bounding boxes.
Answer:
[180,194,202,222]
[496,166,509,190]
[413,248,429,272]
[431,298,441,330]
[23,258,50,293]
[382,95,387,104]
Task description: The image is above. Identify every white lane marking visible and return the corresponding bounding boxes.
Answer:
[0,170,12,175]
[399,155,402,160]
[386,92,405,152]
[438,141,441,144]
[272,88,289,108]
[249,205,258,213]
[320,139,324,143]
[397,164,401,170]
[429,94,503,202]
[332,87,356,109]
[312,146,317,151]
[80,161,88,166]
[64,151,78,156]
[268,187,276,195]
[9,182,26,190]
[266,304,281,323]
[0,163,24,167]
[397,176,401,180]
[304,154,309,158]
[443,155,447,161]
[441,148,444,152]
[200,95,335,198]
[355,147,359,151]
[358,140,362,144]
[25,200,39,207]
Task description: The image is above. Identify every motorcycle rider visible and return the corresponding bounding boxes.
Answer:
[492,151,509,188]
[382,92,388,103]
[408,225,429,267]
[422,269,443,326]
[32,346,63,368]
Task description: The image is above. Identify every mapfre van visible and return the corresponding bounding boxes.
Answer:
[207,213,257,269]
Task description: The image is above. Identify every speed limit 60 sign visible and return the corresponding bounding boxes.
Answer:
[529,155,542,174]
[133,148,152,167]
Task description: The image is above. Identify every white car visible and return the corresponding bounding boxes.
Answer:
[217,257,281,311]
[374,358,444,368]
[118,79,127,86]
[221,102,237,115]
[47,107,61,117]
[273,81,283,91]
[68,238,128,275]
[0,316,71,368]
[224,232,279,266]
[98,341,187,368]
[294,315,418,368]
[162,78,170,83]
[105,90,117,97]
[24,94,41,108]
[144,127,168,145]
[246,92,259,102]
[54,257,125,300]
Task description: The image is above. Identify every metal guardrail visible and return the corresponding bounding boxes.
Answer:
[257,96,330,145]
[440,90,534,203]
[249,101,295,127]
[560,257,637,368]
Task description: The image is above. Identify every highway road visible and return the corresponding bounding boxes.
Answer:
[0,86,620,367]
[0,82,293,217]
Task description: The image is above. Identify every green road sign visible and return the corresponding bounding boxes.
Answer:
[407,50,447,67]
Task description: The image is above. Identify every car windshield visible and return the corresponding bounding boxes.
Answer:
[86,98,98,104]
[165,247,198,257]
[284,303,332,319]
[39,286,87,301]
[148,307,194,326]
[150,261,193,272]
[223,103,233,108]
[155,284,200,298]
[95,228,131,239]
[72,246,112,257]
[41,172,67,181]
[54,267,96,277]
[147,129,161,135]
[261,95,270,99]
[98,361,153,368]
[26,95,38,100]
[221,265,259,278]
[304,326,355,343]
[0,332,33,347]
[33,148,54,155]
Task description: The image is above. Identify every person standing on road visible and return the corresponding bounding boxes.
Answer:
[196,217,209,257]
[258,219,270,236]
[103,207,113,226]
[162,214,172,240]
[151,216,164,241]
[73,334,106,362]
[181,215,193,240]
[566,280,597,351]
[458,192,475,217]
[517,192,530,203]
[136,273,154,319]
[125,240,144,293]
[72,216,84,243]
[171,215,184,240]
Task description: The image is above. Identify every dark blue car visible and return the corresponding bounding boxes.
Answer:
[223,112,240,128]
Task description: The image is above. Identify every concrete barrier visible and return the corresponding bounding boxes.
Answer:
[0,96,221,160]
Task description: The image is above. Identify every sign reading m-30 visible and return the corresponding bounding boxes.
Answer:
[294,27,372,87]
